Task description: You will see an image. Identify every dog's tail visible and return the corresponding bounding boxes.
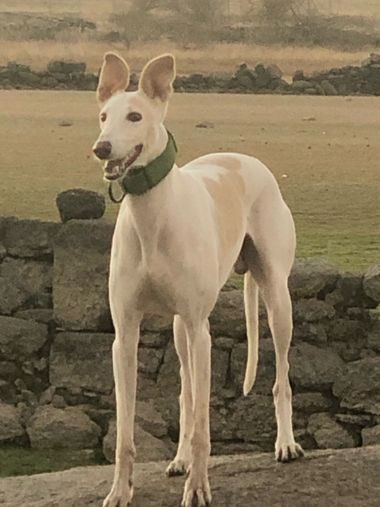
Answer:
[243,271,259,396]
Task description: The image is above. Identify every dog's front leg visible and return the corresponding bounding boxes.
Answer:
[103,314,141,507]
[182,319,212,507]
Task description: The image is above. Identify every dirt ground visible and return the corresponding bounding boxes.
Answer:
[0,446,379,507]
[0,91,378,272]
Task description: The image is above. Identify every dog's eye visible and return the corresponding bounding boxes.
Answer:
[100,112,107,122]
[127,112,142,122]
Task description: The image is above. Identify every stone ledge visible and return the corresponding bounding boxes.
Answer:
[0,446,379,506]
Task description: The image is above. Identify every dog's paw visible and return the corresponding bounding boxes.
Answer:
[181,473,211,507]
[275,440,304,462]
[102,480,133,507]
[166,458,190,477]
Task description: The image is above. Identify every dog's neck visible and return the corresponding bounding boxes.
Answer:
[120,124,178,261]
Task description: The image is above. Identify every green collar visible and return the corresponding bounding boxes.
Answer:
[108,130,177,203]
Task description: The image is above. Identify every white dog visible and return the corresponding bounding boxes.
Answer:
[93,52,303,507]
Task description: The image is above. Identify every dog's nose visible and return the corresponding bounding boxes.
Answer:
[93,141,112,160]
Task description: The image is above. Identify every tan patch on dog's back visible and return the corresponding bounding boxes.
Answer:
[201,156,246,266]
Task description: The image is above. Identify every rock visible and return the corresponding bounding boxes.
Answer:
[56,189,106,223]
[0,279,28,314]
[58,120,73,127]
[293,393,333,413]
[135,400,168,438]
[321,80,338,96]
[266,64,282,80]
[307,412,355,449]
[0,316,48,360]
[53,220,114,331]
[1,446,380,506]
[103,419,173,463]
[293,321,327,344]
[0,217,59,258]
[13,308,54,324]
[293,69,305,81]
[293,298,335,322]
[0,257,53,307]
[210,289,246,338]
[292,80,314,92]
[362,425,380,446]
[230,339,275,395]
[195,121,214,128]
[27,406,101,449]
[289,342,344,389]
[325,273,366,308]
[211,347,230,394]
[0,242,6,261]
[333,357,380,414]
[139,332,168,348]
[47,60,86,74]
[363,264,380,303]
[0,402,24,442]
[138,347,164,376]
[229,394,276,443]
[50,332,114,394]
[141,314,172,332]
[367,320,380,352]
[289,258,341,299]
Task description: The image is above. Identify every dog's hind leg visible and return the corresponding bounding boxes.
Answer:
[166,315,193,477]
[244,191,303,462]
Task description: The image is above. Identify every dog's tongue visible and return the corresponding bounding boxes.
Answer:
[104,159,123,180]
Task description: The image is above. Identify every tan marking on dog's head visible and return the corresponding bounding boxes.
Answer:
[139,54,176,102]
[97,52,130,105]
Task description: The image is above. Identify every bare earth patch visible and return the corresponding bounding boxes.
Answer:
[0,446,379,506]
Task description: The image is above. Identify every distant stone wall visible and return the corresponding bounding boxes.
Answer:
[0,200,379,463]
[1,53,380,96]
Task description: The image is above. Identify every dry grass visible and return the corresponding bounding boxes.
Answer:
[0,90,379,272]
[0,40,374,79]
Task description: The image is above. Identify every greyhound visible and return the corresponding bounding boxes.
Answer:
[92,52,304,507]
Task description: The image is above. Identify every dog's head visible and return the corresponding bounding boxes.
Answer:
[92,52,176,181]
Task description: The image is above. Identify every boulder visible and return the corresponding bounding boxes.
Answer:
[230,339,275,395]
[289,258,340,299]
[289,342,344,389]
[102,419,173,463]
[0,257,52,308]
[209,289,246,338]
[138,347,164,376]
[363,264,380,303]
[320,80,338,96]
[333,357,380,414]
[293,298,335,323]
[0,402,24,442]
[56,189,106,223]
[293,392,333,413]
[135,400,168,438]
[0,217,59,258]
[49,332,114,394]
[362,425,380,446]
[229,394,276,443]
[367,320,380,352]
[0,316,48,360]
[211,347,230,394]
[47,61,86,74]
[27,405,101,449]
[307,412,355,449]
[53,219,114,331]
[0,279,28,314]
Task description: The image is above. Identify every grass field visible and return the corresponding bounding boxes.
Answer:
[0,90,378,273]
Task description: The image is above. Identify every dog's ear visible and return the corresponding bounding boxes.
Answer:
[139,54,176,102]
[97,52,130,105]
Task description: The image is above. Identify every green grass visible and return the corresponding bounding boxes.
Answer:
[0,446,105,477]
[0,91,379,273]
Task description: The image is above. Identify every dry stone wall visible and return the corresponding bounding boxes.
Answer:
[0,195,379,464]
[1,53,380,96]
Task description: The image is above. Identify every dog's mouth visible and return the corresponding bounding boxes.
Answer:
[103,144,143,181]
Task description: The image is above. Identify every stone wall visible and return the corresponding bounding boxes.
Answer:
[1,53,380,96]
[0,202,379,464]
